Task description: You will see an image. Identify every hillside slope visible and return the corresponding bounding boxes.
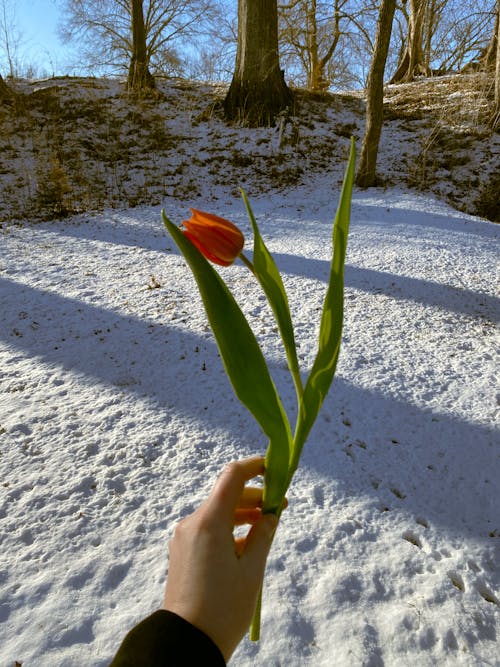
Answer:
[0,73,498,224]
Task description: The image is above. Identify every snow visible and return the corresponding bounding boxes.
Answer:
[1,84,499,666]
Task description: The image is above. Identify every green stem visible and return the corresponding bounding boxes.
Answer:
[249,498,286,641]
[290,366,303,404]
[250,588,262,641]
[239,252,255,275]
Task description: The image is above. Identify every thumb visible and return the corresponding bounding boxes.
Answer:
[244,513,278,568]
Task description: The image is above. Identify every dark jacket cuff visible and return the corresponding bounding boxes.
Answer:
[109,609,226,666]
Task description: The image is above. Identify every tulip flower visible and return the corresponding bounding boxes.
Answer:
[182,208,245,266]
[162,137,356,642]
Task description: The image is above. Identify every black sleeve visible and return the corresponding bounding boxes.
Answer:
[109,609,226,666]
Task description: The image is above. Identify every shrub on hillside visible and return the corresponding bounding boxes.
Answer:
[474,172,500,222]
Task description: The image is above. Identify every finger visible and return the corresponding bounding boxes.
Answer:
[234,508,261,525]
[236,493,287,513]
[234,495,287,525]
[242,513,278,568]
[238,486,263,509]
[208,457,265,523]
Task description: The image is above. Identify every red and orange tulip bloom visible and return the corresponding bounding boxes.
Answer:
[182,208,245,266]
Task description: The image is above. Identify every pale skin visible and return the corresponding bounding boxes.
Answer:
[162,457,280,662]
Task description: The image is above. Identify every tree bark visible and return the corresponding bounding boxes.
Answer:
[307,0,321,90]
[481,1,499,71]
[307,0,341,91]
[224,0,292,125]
[390,0,431,83]
[356,0,397,188]
[127,0,155,92]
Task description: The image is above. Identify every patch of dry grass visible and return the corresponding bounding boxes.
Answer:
[383,72,499,221]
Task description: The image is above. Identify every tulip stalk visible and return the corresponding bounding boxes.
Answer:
[162,137,356,641]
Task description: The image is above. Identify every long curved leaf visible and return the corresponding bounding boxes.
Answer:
[162,211,291,511]
[240,189,303,405]
[291,137,356,475]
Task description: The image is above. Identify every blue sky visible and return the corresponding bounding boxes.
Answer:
[3,0,69,76]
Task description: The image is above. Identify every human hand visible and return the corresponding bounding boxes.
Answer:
[162,457,279,661]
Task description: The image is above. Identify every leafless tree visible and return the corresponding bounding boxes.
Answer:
[278,0,375,90]
[388,0,494,79]
[224,0,291,125]
[185,9,237,81]
[390,0,431,81]
[0,0,22,77]
[60,0,217,78]
[128,0,155,90]
[356,0,397,187]
[434,6,492,72]
[479,0,499,69]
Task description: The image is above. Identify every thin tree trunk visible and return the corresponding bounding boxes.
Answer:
[127,0,155,92]
[224,0,291,125]
[307,0,321,90]
[307,0,341,91]
[481,1,499,70]
[356,0,397,187]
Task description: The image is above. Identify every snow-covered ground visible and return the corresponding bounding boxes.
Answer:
[1,162,498,665]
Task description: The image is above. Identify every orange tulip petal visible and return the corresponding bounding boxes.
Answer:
[189,208,242,234]
[182,231,233,266]
[181,209,244,266]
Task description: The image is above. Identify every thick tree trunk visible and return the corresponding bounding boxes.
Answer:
[356,0,397,188]
[127,0,155,92]
[390,0,430,83]
[224,0,292,125]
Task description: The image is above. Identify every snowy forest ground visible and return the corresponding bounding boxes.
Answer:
[0,75,499,666]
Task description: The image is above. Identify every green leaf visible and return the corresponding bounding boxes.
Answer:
[240,189,303,404]
[291,137,356,475]
[162,211,291,511]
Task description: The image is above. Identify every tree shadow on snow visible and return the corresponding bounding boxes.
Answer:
[1,275,498,541]
[274,253,499,324]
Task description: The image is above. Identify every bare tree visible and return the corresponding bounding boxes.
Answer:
[479,0,499,69]
[128,0,155,90]
[60,0,216,77]
[0,0,22,77]
[278,0,375,90]
[390,0,431,82]
[356,0,397,187]
[433,2,492,72]
[184,6,238,81]
[224,0,291,125]
[387,0,493,80]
